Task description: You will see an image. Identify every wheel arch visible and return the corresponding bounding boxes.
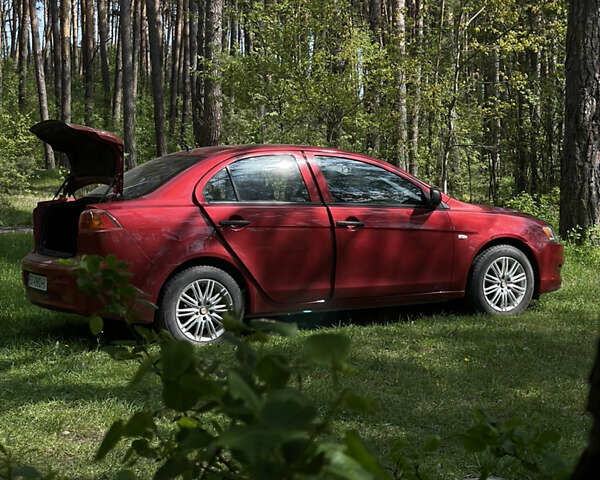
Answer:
[155,256,250,319]
[466,237,540,297]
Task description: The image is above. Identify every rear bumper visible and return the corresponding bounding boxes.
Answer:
[22,252,104,317]
[21,251,154,322]
[537,242,563,293]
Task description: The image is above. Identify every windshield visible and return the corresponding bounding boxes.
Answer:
[89,155,201,199]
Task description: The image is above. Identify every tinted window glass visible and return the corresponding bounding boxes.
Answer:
[315,156,425,205]
[203,168,236,202]
[89,155,200,199]
[228,155,310,202]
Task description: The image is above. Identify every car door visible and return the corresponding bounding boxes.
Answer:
[307,153,455,299]
[199,152,334,304]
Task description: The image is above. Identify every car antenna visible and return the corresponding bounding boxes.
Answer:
[181,138,191,152]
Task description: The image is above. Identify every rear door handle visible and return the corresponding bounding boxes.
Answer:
[219,219,250,227]
[336,220,364,228]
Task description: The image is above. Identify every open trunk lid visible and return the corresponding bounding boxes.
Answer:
[30,120,124,197]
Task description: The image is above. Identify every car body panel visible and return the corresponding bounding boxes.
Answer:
[30,120,124,196]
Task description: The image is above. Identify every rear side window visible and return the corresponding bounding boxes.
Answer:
[89,155,201,199]
[203,155,310,203]
[315,156,425,206]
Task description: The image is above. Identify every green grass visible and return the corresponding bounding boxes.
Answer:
[0,232,597,478]
[0,169,62,227]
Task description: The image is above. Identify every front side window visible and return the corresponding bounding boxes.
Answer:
[203,155,310,203]
[315,156,425,206]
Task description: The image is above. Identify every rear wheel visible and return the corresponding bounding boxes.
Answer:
[159,266,243,344]
[469,245,534,315]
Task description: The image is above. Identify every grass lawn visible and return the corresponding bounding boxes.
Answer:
[0,232,597,478]
[0,169,62,227]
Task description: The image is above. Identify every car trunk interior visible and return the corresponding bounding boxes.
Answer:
[36,198,98,257]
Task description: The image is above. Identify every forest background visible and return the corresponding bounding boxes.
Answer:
[0,0,570,230]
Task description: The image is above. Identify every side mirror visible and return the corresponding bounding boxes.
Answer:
[427,187,442,209]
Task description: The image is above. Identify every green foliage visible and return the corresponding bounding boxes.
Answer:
[0,112,39,198]
[504,187,560,228]
[460,409,570,480]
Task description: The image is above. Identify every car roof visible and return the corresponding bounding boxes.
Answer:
[161,144,364,159]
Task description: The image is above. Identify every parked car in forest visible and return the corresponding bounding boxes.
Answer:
[22,120,563,344]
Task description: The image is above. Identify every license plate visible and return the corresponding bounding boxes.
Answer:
[27,273,47,292]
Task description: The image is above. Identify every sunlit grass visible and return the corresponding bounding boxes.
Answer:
[0,232,597,478]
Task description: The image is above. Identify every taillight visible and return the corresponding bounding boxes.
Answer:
[79,209,122,232]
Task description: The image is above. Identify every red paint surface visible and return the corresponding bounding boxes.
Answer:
[22,143,564,322]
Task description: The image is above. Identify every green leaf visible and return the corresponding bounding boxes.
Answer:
[343,430,392,479]
[96,420,125,460]
[255,354,291,388]
[161,340,194,380]
[304,333,351,369]
[89,315,104,336]
[130,355,155,385]
[260,389,317,428]
[228,370,261,412]
[177,417,198,429]
[124,411,155,437]
[162,379,200,412]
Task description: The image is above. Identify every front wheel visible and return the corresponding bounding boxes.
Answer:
[159,266,244,345]
[469,245,534,315]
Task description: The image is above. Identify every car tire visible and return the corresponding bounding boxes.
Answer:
[468,245,534,315]
[159,266,244,345]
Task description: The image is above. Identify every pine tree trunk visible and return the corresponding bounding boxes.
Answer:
[132,0,141,99]
[201,0,222,146]
[180,0,191,142]
[570,340,600,479]
[560,0,600,237]
[121,0,136,168]
[29,0,55,169]
[98,0,111,126]
[146,0,167,155]
[71,0,80,76]
[60,0,71,123]
[168,0,183,136]
[17,0,29,113]
[112,28,123,126]
[394,0,408,170]
[82,0,95,125]
[408,0,422,177]
[51,0,62,115]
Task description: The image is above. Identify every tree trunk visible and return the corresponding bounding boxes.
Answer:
[29,0,55,169]
[180,0,191,143]
[132,0,141,99]
[82,0,95,125]
[408,0,422,177]
[121,0,136,169]
[146,0,167,155]
[60,0,71,123]
[51,0,62,115]
[394,0,408,170]
[201,0,222,146]
[98,0,111,126]
[17,0,30,113]
[560,0,600,238]
[71,0,79,76]
[168,0,183,136]
[570,339,600,479]
[112,27,123,127]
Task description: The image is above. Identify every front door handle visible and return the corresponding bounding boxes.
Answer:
[336,220,364,228]
[219,219,250,227]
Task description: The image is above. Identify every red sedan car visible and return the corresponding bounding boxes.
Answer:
[22,120,563,344]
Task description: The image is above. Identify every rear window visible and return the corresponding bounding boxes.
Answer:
[90,155,201,199]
